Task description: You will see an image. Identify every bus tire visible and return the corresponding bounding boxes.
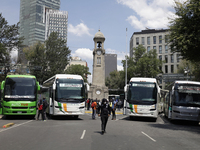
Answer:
[74,115,79,119]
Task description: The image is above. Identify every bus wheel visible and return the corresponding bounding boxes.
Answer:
[130,116,133,120]
[74,115,79,119]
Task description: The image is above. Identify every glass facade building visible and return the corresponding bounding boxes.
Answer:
[19,0,60,47]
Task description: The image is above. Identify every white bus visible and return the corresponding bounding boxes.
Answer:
[41,74,87,118]
[124,77,161,121]
[163,80,200,122]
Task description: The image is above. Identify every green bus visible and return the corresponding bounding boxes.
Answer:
[0,75,40,117]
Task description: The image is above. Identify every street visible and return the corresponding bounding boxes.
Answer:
[0,112,200,150]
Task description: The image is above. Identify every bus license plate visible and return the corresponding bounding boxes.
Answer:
[17,111,22,113]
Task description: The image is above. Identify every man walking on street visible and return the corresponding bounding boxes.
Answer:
[111,98,117,120]
[98,98,111,135]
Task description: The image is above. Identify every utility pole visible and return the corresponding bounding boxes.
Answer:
[124,28,128,115]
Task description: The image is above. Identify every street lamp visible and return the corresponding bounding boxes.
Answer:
[184,67,190,81]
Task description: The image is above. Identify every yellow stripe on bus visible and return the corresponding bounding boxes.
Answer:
[63,103,67,112]
[134,105,138,113]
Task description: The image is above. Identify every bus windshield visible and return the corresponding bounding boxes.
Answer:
[128,82,157,105]
[55,78,85,102]
[4,77,36,101]
[174,84,200,106]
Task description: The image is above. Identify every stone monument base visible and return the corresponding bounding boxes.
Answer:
[88,85,108,101]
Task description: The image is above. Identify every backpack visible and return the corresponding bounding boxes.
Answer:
[91,102,95,108]
[102,104,109,116]
[38,100,43,110]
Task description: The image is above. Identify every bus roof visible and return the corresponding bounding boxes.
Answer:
[130,77,157,83]
[6,74,36,79]
[174,80,200,85]
[43,74,83,84]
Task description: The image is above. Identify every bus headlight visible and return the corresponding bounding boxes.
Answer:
[4,106,10,109]
[150,105,156,111]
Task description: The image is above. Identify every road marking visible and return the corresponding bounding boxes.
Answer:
[80,130,86,139]
[0,120,33,133]
[141,131,156,142]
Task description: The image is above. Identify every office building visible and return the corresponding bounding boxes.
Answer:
[105,54,117,78]
[45,9,68,42]
[19,0,60,47]
[130,29,181,75]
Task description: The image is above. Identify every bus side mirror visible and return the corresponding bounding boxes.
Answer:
[1,81,5,90]
[53,83,56,90]
[37,82,40,91]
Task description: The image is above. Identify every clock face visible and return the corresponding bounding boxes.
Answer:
[96,90,101,95]
[97,50,101,55]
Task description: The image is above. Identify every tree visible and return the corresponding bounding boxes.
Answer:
[23,32,71,83]
[65,64,91,83]
[23,42,48,83]
[0,13,23,80]
[45,32,71,77]
[135,49,163,77]
[168,0,200,62]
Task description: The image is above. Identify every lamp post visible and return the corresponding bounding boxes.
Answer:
[184,67,190,81]
[124,28,128,115]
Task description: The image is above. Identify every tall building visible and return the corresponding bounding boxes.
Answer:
[105,54,117,78]
[130,29,181,75]
[45,9,68,42]
[19,0,60,47]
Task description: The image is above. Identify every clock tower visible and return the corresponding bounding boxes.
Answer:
[88,30,108,100]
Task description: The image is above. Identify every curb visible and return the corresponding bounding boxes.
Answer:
[2,123,15,128]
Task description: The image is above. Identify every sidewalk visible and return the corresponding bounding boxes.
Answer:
[85,108,123,115]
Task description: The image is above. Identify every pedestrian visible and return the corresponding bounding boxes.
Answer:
[98,98,111,134]
[117,100,122,111]
[42,97,48,121]
[37,99,44,121]
[91,100,97,119]
[111,98,117,120]
[87,98,90,110]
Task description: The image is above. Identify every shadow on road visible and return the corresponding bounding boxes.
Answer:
[1,115,35,120]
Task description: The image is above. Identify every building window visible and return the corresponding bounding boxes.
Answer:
[165,35,169,43]
[153,36,156,44]
[153,46,156,50]
[147,37,150,45]
[97,57,101,64]
[171,65,174,73]
[159,46,162,54]
[165,45,168,53]
[159,55,162,61]
[159,35,162,44]
[177,54,180,62]
[165,65,168,73]
[147,46,150,52]
[165,55,168,63]
[142,37,145,45]
[136,37,139,45]
[171,54,174,63]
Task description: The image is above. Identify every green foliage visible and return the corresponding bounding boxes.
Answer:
[45,32,71,77]
[105,70,124,89]
[121,45,162,82]
[65,64,91,83]
[169,0,200,62]
[23,32,71,83]
[0,13,23,81]
[23,42,47,83]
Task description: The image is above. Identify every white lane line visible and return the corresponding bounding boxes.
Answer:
[141,131,156,142]
[80,130,86,139]
[0,120,33,133]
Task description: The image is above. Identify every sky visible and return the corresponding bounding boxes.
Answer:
[0,0,185,82]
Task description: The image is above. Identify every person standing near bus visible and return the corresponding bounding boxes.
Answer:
[42,97,48,121]
[37,99,44,121]
[111,98,117,120]
[91,100,97,119]
[98,98,111,134]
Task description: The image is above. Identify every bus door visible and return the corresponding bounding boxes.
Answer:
[49,87,54,115]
